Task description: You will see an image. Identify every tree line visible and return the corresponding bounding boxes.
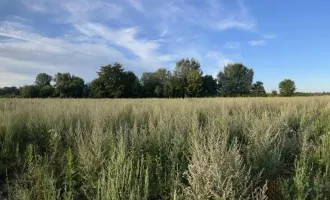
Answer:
[0,58,301,98]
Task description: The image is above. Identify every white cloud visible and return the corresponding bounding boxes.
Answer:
[127,0,144,13]
[263,34,277,39]
[248,40,266,46]
[225,42,240,49]
[0,0,260,86]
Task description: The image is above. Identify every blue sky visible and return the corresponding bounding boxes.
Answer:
[0,0,329,92]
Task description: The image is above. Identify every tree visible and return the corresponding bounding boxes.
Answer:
[122,71,141,98]
[217,63,254,96]
[140,72,159,97]
[35,73,52,87]
[174,58,202,97]
[53,73,85,98]
[90,78,106,98]
[271,90,278,96]
[39,85,54,98]
[251,81,266,97]
[187,70,203,97]
[201,75,218,97]
[279,79,296,96]
[20,85,40,98]
[96,63,125,98]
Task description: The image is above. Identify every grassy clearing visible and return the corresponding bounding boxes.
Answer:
[1,97,330,199]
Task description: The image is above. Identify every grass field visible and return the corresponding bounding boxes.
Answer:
[1,97,330,199]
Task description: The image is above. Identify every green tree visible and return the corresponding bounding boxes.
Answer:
[251,81,266,97]
[140,72,159,97]
[279,79,296,96]
[271,90,278,96]
[122,71,141,98]
[35,73,52,87]
[217,63,254,96]
[20,85,40,98]
[39,85,54,98]
[96,63,125,98]
[174,58,202,97]
[201,75,218,97]
[53,73,85,98]
[90,78,106,98]
[187,70,203,97]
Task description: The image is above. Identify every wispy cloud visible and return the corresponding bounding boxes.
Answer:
[225,42,240,49]
[263,34,277,39]
[248,40,266,46]
[0,0,259,86]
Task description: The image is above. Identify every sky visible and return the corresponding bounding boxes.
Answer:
[0,0,330,92]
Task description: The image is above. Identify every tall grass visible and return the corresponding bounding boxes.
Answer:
[1,97,330,199]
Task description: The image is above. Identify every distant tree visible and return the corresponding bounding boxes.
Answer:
[271,90,278,96]
[174,58,202,97]
[83,83,91,98]
[39,85,54,98]
[96,63,126,98]
[201,75,218,97]
[163,76,183,98]
[122,71,141,98]
[35,73,52,87]
[187,70,203,97]
[53,73,85,98]
[140,72,159,97]
[0,87,19,96]
[251,81,266,97]
[20,85,40,98]
[217,63,254,96]
[90,78,106,98]
[279,79,296,96]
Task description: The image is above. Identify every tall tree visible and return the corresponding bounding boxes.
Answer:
[96,63,125,98]
[174,58,202,97]
[122,71,141,98]
[39,85,54,98]
[251,81,266,97]
[279,79,296,96]
[140,72,159,97]
[35,73,52,87]
[53,73,85,98]
[20,85,40,98]
[217,63,254,96]
[201,75,218,97]
[187,70,203,97]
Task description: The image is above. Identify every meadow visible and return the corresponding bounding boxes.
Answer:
[1,97,330,199]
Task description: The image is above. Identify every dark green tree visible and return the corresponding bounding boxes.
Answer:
[35,73,52,87]
[217,63,254,96]
[20,85,40,98]
[53,73,85,98]
[96,63,125,98]
[201,75,218,97]
[122,71,141,98]
[279,79,296,96]
[140,72,159,97]
[271,90,278,96]
[251,81,266,97]
[39,85,54,98]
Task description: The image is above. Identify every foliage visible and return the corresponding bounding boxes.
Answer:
[174,58,202,97]
[186,70,203,97]
[20,85,40,98]
[201,75,218,97]
[35,73,52,87]
[1,97,330,199]
[53,73,85,98]
[251,81,267,97]
[217,63,254,96]
[279,79,296,96]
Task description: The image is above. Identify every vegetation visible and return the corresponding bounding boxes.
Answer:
[1,97,330,199]
[0,59,311,98]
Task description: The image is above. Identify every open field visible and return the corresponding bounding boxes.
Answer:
[1,97,330,199]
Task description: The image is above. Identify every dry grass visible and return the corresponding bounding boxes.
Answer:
[1,97,330,199]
